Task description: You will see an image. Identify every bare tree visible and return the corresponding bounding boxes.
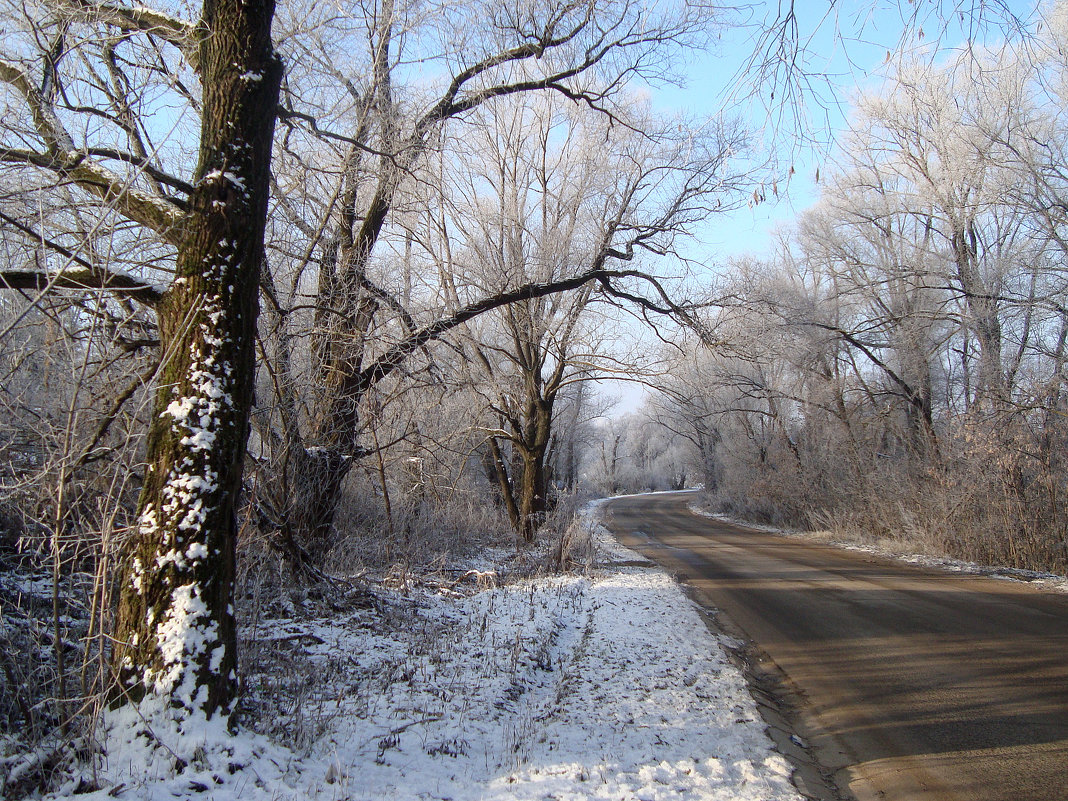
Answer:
[251,0,732,555]
[414,92,742,539]
[796,166,948,458]
[845,50,1045,413]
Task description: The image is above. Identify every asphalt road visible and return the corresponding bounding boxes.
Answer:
[600,491,1068,801]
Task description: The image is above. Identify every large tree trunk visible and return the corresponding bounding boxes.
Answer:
[903,365,937,460]
[516,448,549,542]
[111,0,281,719]
[697,428,719,494]
[515,397,554,542]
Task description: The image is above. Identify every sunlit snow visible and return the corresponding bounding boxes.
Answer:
[62,511,801,801]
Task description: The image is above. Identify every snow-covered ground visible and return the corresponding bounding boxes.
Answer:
[42,508,801,801]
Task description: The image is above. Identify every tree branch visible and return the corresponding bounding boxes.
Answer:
[63,0,202,70]
[0,210,164,305]
[0,56,186,242]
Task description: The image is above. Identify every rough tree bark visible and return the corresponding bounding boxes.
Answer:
[515,393,555,542]
[110,0,282,718]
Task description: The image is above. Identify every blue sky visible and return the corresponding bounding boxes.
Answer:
[646,0,1039,265]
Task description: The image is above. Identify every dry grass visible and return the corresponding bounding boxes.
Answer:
[707,419,1068,575]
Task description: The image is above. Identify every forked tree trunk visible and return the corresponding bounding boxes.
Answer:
[111,0,281,719]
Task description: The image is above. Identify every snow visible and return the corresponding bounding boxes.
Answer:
[150,582,214,705]
[57,509,802,801]
[2,573,58,598]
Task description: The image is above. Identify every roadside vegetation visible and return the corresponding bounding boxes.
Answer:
[618,28,1068,575]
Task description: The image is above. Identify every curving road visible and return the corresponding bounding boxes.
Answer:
[600,491,1068,801]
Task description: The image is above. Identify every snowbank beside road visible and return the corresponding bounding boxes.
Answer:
[56,513,800,801]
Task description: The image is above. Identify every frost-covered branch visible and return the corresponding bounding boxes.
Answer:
[0,53,187,242]
[0,210,165,304]
[62,0,202,70]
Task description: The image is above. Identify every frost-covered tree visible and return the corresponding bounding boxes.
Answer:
[796,169,948,457]
[251,0,730,554]
[848,49,1041,413]
[445,97,617,540]
[649,344,729,493]
[429,92,741,539]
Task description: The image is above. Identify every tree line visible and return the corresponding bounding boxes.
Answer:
[649,27,1068,574]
